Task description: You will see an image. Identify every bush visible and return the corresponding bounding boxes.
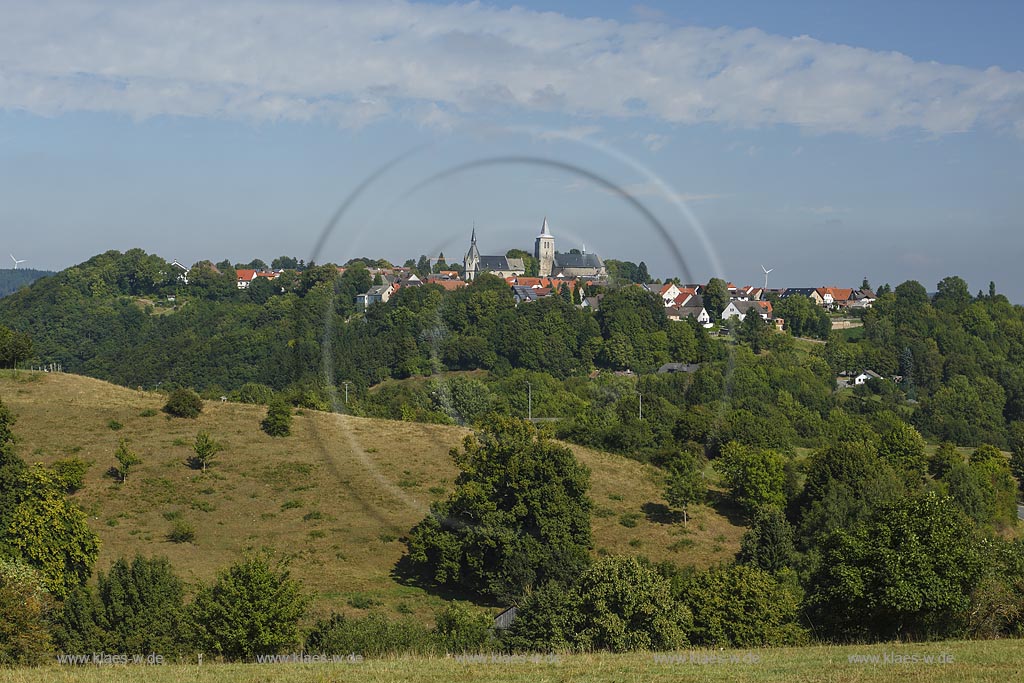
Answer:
[167,521,195,544]
[261,400,293,437]
[237,383,274,405]
[190,553,309,660]
[681,564,806,647]
[51,457,90,493]
[305,613,436,658]
[506,557,689,653]
[53,556,188,657]
[163,388,203,419]
[0,558,53,666]
[432,603,493,654]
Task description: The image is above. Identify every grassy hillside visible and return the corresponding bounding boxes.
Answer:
[0,371,745,620]
[8,640,1023,682]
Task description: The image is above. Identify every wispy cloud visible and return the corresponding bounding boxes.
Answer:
[643,133,669,151]
[2,1,1023,137]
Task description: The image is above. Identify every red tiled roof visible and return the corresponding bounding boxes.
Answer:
[433,280,467,291]
[236,269,257,281]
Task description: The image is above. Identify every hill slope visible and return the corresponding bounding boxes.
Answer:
[0,371,744,619]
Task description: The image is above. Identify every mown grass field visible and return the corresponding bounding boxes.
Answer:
[0,371,745,621]
[7,639,1023,683]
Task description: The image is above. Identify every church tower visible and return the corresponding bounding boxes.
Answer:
[534,217,555,277]
[464,226,481,281]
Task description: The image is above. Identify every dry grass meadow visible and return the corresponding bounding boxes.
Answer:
[0,370,744,621]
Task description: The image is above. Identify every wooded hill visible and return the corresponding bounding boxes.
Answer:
[0,268,55,299]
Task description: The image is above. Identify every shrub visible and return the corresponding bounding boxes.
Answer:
[261,400,292,437]
[190,554,309,661]
[237,383,274,405]
[53,556,188,657]
[432,603,493,653]
[506,557,689,653]
[305,613,435,657]
[163,388,203,419]
[107,419,124,431]
[167,521,195,544]
[51,457,90,493]
[681,563,806,647]
[0,558,53,666]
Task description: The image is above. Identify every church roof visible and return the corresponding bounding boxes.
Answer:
[537,216,552,238]
[554,251,604,269]
[476,255,524,271]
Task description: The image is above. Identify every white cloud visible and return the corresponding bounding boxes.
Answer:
[2,1,1023,137]
[643,133,669,151]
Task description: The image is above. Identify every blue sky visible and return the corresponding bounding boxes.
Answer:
[1,1,1023,299]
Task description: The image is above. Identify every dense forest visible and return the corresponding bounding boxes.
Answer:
[0,269,56,299]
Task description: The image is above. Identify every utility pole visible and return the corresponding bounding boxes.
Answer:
[343,381,350,404]
[526,381,532,421]
[638,390,643,421]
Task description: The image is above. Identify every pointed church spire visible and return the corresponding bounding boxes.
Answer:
[471,223,477,244]
[540,216,550,236]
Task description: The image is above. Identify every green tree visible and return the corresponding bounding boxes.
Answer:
[163,387,203,419]
[432,603,493,654]
[806,492,986,641]
[877,421,927,476]
[508,558,691,653]
[737,306,769,353]
[261,400,293,437]
[114,439,140,483]
[664,448,704,524]
[0,326,33,368]
[928,442,961,479]
[739,507,796,573]
[189,554,309,661]
[0,467,99,598]
[191,431,224,472]
[405,416,592,601]
[703,278,729,319]
[572,556,689,652]
[714,442,786,516]
[682,563,805,646]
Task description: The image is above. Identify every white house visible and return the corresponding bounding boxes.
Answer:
[659,283,682,306]
[669,305,711,325]
[854,370,883,385]
[356,283,395,310]
[721,300,772,322]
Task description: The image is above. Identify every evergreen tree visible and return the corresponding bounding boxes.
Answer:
[261,400,293,437]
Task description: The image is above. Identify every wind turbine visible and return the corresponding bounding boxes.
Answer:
[10,254,26,270]
[761,264,773,291]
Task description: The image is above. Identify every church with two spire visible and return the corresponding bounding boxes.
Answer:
[464,218,606,281]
